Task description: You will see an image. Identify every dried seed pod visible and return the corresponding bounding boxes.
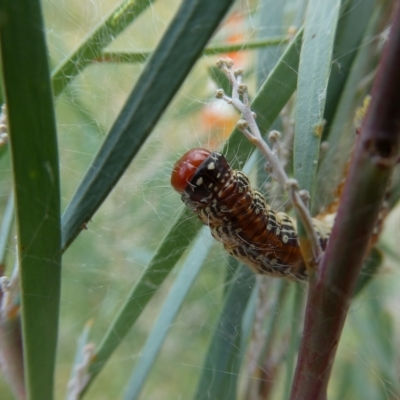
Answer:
[171,149,331,281]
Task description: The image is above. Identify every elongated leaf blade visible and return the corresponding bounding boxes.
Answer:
[322,0,375,139]
[100,37,288,64]
[0,193,14,265]
[294,0,341,200]
[194,265,255,400]
[0,1,61,398]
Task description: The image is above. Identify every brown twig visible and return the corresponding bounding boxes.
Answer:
[290,2,400,399]
[216,58,323,265]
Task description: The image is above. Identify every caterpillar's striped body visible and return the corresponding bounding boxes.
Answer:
[171,149,332,281]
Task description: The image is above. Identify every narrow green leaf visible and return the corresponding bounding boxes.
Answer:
[194,265,255,400]
[322,0,375,139]
[243,279,290,398]
[283,285,305,400]
[100,37,288,64]
[209,66,232,96]
[0,193,14,266]
[83,209,200,393]
[123,227,213,399]
[254,0,286,85]
[0,1,61,399]
[51,0,155,97]
[61,0,235,252]
[352,295,400,397]
[240,278,259,348]
[203,37,288,56]
[294,0,341,200]
[334,361,355,400]
[353,248,383,297]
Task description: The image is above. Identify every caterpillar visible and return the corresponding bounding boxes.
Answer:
[171,148,332,281]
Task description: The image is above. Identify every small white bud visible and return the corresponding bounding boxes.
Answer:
[234,68,244,77]
[286,178,299,191]
[215,89,225,99]
[236,119,248,130]
[238,84,248,95]
[268,130,281,142]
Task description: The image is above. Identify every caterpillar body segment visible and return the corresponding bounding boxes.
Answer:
[172,149,332,281]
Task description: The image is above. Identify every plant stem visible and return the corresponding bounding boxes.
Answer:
[99,37,288,63]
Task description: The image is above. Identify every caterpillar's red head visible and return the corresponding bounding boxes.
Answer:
[171,148,211,193]
[172,148,233,208]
